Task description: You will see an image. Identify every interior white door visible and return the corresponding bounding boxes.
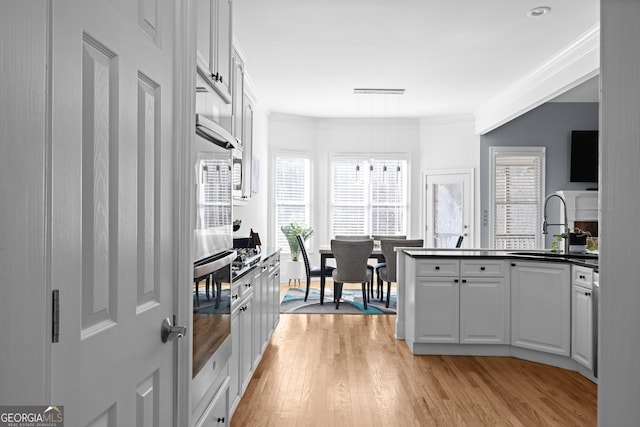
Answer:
[50,1,179,425]
[424,169,473,248]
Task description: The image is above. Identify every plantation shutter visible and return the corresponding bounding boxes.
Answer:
[330,156,408,237]
[275,156,310,252]
[492,152,543,249]
[370,159,405,236]
[331,159,368,235]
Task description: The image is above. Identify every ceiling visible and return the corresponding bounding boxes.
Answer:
[233,0,599,119]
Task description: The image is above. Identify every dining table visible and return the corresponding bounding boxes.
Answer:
[318,245,385,304]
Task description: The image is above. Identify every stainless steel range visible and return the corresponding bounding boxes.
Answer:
[231,247,262,278]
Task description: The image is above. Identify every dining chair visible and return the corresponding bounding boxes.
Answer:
[330,239,374,310]
[378,238,424,308]
[296,234,335,302]
[334,235,375,300]
[372,235,406,299]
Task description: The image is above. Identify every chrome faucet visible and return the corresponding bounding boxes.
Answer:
[542,193,569,253]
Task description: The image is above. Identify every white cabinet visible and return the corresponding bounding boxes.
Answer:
[197,0,233,102]
[414,276,460,343]
[229,272,253,414]
[408,259,508,345]
[511,261,571,356]
[230,47,254,202]
[268,253,281,330]
[194,377,230,427]
[231,48,244,145]
[228,250,280,421]
[571,265,594,370]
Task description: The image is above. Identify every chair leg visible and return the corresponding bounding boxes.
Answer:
[378,275,383,301]
[335,282,342,309]
[194,280,200,307]
[362,282,368,310]
[304,276,311,302]
[386,281,391,308]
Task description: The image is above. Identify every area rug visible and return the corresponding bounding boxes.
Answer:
[280,287,397,314]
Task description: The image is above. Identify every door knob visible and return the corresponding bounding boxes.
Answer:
[161,316,186,343]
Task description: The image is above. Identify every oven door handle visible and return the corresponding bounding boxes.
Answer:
[193,251,238,279]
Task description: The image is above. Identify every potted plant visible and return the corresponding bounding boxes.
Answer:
[281,222,313,261]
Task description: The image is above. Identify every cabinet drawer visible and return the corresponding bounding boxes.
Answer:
[572,265,593,290]
[230,284,241,309]
[416,259,459,276]
[460,260,506,277]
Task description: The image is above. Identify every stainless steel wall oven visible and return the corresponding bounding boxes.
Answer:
[192,115,235,384]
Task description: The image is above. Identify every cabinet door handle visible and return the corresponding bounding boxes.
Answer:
[454,279,459,283]
[480,266,486,271]
[462,279,467,283]
[579,275,586,280]
[511,263,516,267]
[217,417,225,423]
[435,266,440,270]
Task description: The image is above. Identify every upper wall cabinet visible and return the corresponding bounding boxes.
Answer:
[197,0,233,103]
[232,47,245,147]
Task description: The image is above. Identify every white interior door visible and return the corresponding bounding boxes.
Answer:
[50,1,180,425]
[424,169,474,248]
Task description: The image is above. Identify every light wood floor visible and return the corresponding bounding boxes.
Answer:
[231,284,597,427]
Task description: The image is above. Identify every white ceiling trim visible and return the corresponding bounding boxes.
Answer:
[474,24,600,135]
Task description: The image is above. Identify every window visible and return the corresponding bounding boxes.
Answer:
[489,147,545,249]
[330,156,408,236]
[274,155,311,253]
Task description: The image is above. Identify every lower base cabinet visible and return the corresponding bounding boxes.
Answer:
[408,259,508,345]
[571,265,594,370]
[229,250,280,419]
[194,377,230,427]
[511,261,570,356]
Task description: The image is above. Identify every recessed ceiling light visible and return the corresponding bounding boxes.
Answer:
[527,6,551,18]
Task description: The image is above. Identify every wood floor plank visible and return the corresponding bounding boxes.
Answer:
[231,313,597,427]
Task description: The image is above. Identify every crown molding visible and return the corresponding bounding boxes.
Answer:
[474,24,600,135]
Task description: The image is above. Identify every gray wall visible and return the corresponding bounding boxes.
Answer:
[479,102,599,248]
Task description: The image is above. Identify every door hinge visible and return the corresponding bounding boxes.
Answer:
[52,289,60,343]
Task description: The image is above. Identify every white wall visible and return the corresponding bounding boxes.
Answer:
[267,113,421,262]
[419,116,481,246]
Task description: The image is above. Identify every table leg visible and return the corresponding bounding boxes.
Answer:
[320,254,326,304]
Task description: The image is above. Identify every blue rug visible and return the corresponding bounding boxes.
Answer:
[280,287,396,314]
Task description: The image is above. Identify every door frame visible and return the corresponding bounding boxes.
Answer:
[175,1,197,425]
[421,168,475,248]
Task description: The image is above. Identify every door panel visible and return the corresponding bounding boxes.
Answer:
[50,1,177,425]
[424,170,473,248]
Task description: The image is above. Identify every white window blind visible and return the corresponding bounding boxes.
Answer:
[490,148,545,249]
[331,157,407,237]
[275,155,311,252]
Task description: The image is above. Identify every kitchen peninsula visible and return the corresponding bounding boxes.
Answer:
[395,249,598,382]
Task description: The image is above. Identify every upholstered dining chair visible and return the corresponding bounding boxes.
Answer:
[372,235,406,299]
[296,234,335,302]
[334,235,375,300]
[330,239,374,310]
[378,238,424,308]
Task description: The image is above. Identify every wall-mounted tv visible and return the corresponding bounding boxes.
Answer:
[570,130,599,183]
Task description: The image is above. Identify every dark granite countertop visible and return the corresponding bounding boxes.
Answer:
[401,248,599,271]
